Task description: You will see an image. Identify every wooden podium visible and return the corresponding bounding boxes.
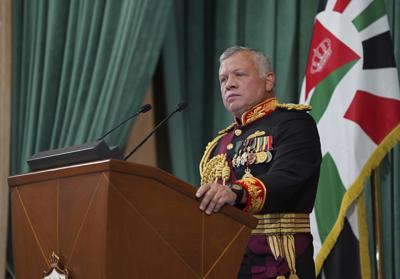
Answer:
[8,159,257,278]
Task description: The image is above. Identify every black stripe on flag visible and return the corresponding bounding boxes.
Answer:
[362,31,396,69]
[321,218,361,279]
[317,0,328,13]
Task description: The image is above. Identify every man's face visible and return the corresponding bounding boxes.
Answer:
[219,51,274,118]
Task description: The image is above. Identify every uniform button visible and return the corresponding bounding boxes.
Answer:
[234,129,242,136]
[227,143,233,150]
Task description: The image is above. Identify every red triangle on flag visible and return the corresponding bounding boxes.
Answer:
[305,20,360,100]
[344,90,400,145]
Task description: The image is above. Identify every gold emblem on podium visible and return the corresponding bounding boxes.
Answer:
[43,252,69,279]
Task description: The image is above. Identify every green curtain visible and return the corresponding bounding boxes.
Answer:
[371,0,400,277]
[9,0,172,277]
[11,0,172,174]
[161,0,400,278]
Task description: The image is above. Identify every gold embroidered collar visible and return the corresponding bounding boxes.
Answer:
[236,97,277,126]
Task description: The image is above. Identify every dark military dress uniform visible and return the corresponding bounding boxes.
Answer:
[200,97,321,279]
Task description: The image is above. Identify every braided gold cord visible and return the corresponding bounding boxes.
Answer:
[199,134,225,179]
[199,123,234,184]
[222,163,230,182]
[200,154,231,185]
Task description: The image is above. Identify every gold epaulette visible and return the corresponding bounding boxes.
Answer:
[199,123,235,183]
[277,103,312,111]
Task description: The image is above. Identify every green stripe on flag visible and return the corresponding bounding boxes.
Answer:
[315,153,346,242]
[309,61,357,123]
[352,0,386,32]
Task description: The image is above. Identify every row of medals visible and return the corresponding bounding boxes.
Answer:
[232,146,272,168]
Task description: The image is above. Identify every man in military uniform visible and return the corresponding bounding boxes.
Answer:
[196,46,321,278]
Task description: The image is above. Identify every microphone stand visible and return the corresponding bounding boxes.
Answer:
[124,102,187,160]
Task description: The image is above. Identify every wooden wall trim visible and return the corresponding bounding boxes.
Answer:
[0,0,12,277]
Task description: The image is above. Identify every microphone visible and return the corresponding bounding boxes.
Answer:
[97,104,152,141]
[27,104,153,171]
[124,101,188,160]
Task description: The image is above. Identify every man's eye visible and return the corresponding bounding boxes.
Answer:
[220,77,227,83]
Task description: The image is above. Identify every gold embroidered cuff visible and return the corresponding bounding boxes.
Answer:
[235,177,266,213]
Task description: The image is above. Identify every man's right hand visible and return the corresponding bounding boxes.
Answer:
[195,182,237,215]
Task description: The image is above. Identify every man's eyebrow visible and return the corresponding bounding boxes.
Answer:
[220,67,243,73]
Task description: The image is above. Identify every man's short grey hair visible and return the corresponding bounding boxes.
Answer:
[219,46,273,77]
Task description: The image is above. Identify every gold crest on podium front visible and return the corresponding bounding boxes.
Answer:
[43,252,69,279]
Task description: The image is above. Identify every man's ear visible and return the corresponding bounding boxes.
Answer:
[264,72,275,92]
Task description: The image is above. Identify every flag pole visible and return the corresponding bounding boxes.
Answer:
[371,168,384,279]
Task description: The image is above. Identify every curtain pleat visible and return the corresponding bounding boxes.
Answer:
[374,0,400,277]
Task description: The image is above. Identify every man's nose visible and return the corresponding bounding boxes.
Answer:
[225,75,238,90]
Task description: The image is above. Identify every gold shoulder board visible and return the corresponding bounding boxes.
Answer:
[277,103,312,111]
[217,123,235,135]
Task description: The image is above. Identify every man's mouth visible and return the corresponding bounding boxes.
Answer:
[225,93,239,103]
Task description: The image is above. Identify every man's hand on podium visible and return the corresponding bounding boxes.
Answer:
[195,183,237,215]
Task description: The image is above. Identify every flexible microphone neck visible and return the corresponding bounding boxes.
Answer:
[123,102,188,161]
[97,104,152,141]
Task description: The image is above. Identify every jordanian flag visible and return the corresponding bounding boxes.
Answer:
[300,0,400,278]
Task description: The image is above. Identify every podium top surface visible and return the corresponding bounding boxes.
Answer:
[8,159,257,228]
